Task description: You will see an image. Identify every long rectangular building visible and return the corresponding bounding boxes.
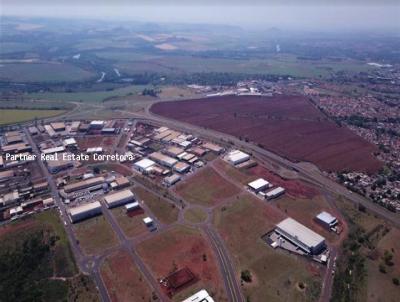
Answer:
[64,176,105,193]
[104,189,135,208]
[275,218,325,255]
[149,152,178,168]
[68,201,102,223]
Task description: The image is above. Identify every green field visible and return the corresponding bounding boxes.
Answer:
[73,215,118,255]
[133,186,179,225]
[0,109,65,125]
[184,207,208,224]
[0,210,99,302]
[0,62,95,83]
[213,195,321,302]
[113,54,372,78]
[27,84,150,103]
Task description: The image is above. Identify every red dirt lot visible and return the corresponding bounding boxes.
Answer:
[136,225,228,302]
[248,165,319,199]
[76,136,116,153]
[100,250,153,302]
[151,95,382,174]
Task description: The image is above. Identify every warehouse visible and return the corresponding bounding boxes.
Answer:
[70,121,81,132]
[315,211,338,231]
[42,146,65,155]
[4,132,23,145]
[104,189,135,208]
[50,122,66,132]
[44,125,57,137]
[265,187,285,200]
[202,142,224,154]
[227,150,250,165]
[125,201,140,212]
[133,158,156,172]
[248,178,271,193]
[182,290,215,302]
[89,120,105,129]
[1,143,31,153]
[63,138,77,148]
[173,162,190,174]
[68,201,102,223]
[64,176,105,193]
[143,216,154,226]
[164,146,185,158]
[46,158,74,174]
[275,218,326,255]
[163,174,181,186]
[149,152,178,168]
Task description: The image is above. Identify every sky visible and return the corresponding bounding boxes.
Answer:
[2,0,400,31]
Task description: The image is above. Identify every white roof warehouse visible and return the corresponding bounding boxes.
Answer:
[104,189,135,208]
[68,201,102,223]
[275,217,326,255]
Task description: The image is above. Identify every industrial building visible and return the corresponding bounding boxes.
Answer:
[46,158,74,174]
[42,146,65,155]
[143,216,153,226]
[202,142,224,154]
[164,146,185,158]
[125,201,140,212]
[182,290,215,302]
[227,150,250,165]
[63,176,105,193]
[68,201,102,223]
[275,218,326,255]
[173,162,190,174]
[149,152,178,168]
[248,178,271,193]
[1,143,31,153]
[50,122,66,132]
[104,189,135,208]
[89,120,105,129]
[133,158,156,173]
[265,187,285,200]
[163,174,181,186]
[315,211,338,231]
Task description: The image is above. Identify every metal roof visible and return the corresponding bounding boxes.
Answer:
[104,189,134,205]
[134,158,155,169]
[316,211,337,224]
[276,217,325,248]
[69,201,101,216]
[182,289,215,302]
[248,178,270,190]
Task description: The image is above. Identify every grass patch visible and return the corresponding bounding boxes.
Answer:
[213,195,321,302]
[111,206,148,238]
[133,186,179,225]
[175,167,239,206]
[73,215,118,255]
[0,109,65,125]
[184,207,208,224]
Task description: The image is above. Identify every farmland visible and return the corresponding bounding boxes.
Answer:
[136,225,228,302]
[27,84,150,103]
[0,210,99,302]
[100,250,153,302]
[213,194,322,302]
[73,216,118,255]
[152,95,382,173]
[0,109,65,125]
[175,166,240,206]
[0,62,95,83]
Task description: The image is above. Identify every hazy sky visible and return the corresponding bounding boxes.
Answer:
[2,0,400,31]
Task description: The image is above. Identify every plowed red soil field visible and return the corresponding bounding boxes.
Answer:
[151,95,382,173]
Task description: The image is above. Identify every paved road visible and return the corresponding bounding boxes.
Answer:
[23,128,111,302]
[202,226,244,302]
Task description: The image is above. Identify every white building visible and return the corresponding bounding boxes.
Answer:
[68,201,102,223]
[182,289,215,302]
[227,150,250,165]
[125,201,140,212]
[248,178,271,192]
[315,211,338,230]
[133,158,156,172]
[265,187,285,200]
[104,189,135,208]
[276,218,326,255]
[143,217,153,226]
[149,152,178,168]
